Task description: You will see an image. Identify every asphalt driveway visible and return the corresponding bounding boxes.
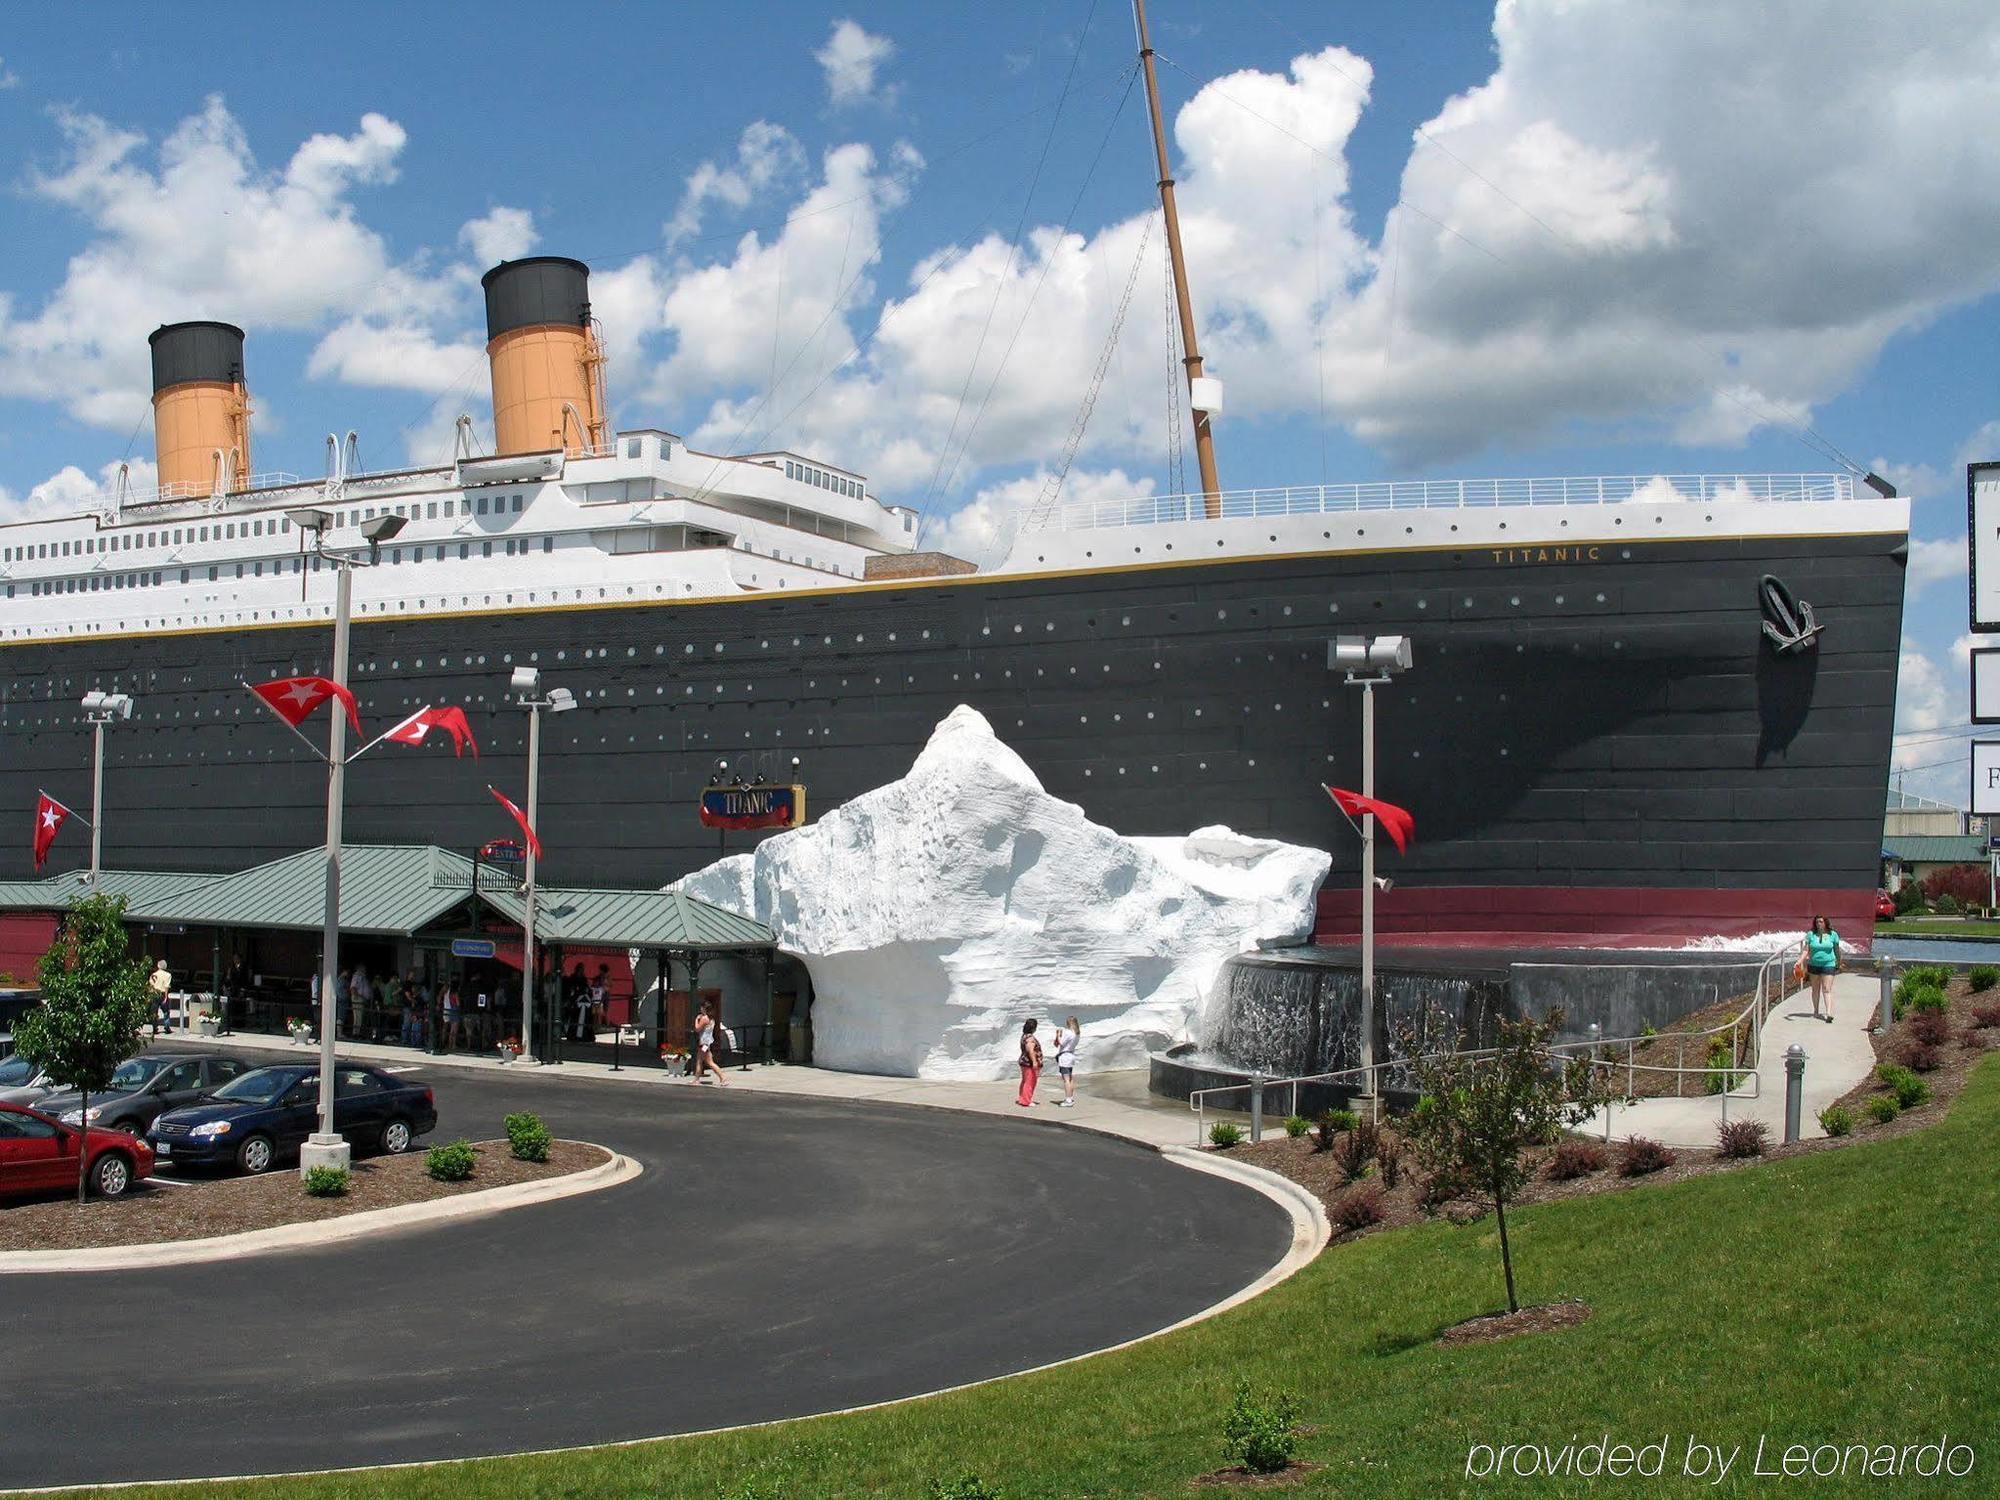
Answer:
[0,1059,1292,1489]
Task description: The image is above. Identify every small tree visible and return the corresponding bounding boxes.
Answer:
[11,893,152,1204]
[1401,1009,1610,1313]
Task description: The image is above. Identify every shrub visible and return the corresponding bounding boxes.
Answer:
[1936,893,1963,916]
[425,1140,476,1182]
[1907,1010,1951,1047]
[1313,1108,1357,1152]
[1818,1104,1854,1137]
[1893,880,1926,916]
[1377,1135,1403,1189]
[1969,965,1999,993]
[927,1476,1000,1500]
[1222,1382,1300,1475]
[1716,1119,1770,1159]
[1208,1121,1242,1149]
[1703,1034,1744,1095]
[1334,1119,1379,1183]
[1876,1063,1930,1110]
[1972,1002,2000,1029]
[1332,1181,1386,1233]
[1901,1041,1943,1073]
[1866,1095,1900,1125]
[1910,985,1950,1016]
[1639,1023,1659,1039]
[1283,1113,1311,1139]
[1546,1138,1609,1180]
[302,1164,349,1198]
[1618,1136,1676,1176]
[1920,864,1988,910]
[504,1111,553,1163]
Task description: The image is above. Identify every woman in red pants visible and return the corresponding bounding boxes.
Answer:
[1016,1018,1044,1107]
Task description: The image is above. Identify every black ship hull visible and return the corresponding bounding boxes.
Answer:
[0,528,1905,946]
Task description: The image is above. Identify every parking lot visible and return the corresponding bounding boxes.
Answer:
[0,1051,1292,1490]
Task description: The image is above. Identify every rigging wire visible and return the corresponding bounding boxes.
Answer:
[1022,210,1159,532]
[916,0,1104,524]
[1163,222,1186,499]
[916,60,1144,543]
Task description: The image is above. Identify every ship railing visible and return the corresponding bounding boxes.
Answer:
[1029,473,1856,533]
[1186,948,1796,1146]
[109,473,307,513]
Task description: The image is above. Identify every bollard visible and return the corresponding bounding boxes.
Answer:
[1250,1072,1265,1143]
[1878,964,1896,1034]
[1784,1043,1806,1143]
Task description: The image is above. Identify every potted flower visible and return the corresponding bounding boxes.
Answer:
[196,1005,222,1038]
[497,1036,521,1063]
[286,1018,313,1046]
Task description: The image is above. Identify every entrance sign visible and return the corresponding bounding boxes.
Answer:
[1970,462,2000,630]
[1975,649,2000,723]
[699,783,806,830]
[1972,742,2000,817]
[451,938,497,959]
[480,839,526,866]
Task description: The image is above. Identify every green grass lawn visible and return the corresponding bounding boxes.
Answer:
[1875,919,2000,938]
[90,1059,2000,1500]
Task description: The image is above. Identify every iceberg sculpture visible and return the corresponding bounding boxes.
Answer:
[675,706,1330,1079]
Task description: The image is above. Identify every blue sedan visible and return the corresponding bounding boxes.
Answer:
[149,1062,438,1175]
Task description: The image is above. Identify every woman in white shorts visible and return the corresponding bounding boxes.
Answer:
[1050,1016,1080,1107]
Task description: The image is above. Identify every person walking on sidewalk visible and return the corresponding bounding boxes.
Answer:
[693,1000,728,1086]
[1802,915,1841,1023]
[148,960,173,1038]
[1016,1018,1044,1107]
[1048,1016,1080,1107]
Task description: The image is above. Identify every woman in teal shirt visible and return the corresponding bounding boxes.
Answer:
[1802,915,1840,1022]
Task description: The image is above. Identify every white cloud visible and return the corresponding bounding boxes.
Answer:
[815,19,896,107]
[0,456,157,521]
[1895,635,1956,769]
[1908,535,1969,592]
[305,319,485,395]
[0,97,448,432]
[458,205,538,266]
[666,122,804,244]
[0,57,18,90]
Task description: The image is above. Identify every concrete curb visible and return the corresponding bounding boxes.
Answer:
[0,1144,639,1276]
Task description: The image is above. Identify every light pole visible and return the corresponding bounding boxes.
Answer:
[1331,634,1413,1099]
[79,691,134,884]
[509,667,575,1064]
[290,507,405,1174]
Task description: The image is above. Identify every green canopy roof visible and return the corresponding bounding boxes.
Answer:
[0,845,773,951]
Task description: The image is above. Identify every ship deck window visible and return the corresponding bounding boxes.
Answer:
[482,541,492,558]
[626,437,641,458]
[477,496,489,515]
[443,501,455,518]
[512,494,523,512]
[426,502,437,519]
[543,536,553,553]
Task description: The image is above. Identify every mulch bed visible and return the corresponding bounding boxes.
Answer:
[1437,1300,1592,1346]
[1191,1461,1324,1487]
[0,1139,608,1252]
[1228,979,1997,1245]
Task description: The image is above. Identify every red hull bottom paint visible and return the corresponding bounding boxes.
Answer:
[1312,887,1874,952]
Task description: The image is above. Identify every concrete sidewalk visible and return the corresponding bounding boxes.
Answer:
[1579,972,1880,1148]
[169,1027,1197,1148]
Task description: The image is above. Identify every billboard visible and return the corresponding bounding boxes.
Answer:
[1970,461,2000,630]
[699,784,807,831]
[1975,649,2000,724]
[1972,742,2000,817]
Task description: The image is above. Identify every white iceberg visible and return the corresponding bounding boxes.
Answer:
[675,705,1330,1078]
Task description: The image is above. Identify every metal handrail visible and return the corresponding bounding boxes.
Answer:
[1188,947,1798,1144]
[1029,473,1856,533]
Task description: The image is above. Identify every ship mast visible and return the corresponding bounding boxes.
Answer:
[1133,0,1222,517]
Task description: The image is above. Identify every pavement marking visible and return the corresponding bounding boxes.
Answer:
[139,1175,193,1188]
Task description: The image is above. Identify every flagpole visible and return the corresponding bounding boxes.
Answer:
[1360,678,1376,1096]
[523,701,541,1065]
[304,560,353,1177]
[347,707,429,764]
[239,679,336,764]
[89,718,104,886]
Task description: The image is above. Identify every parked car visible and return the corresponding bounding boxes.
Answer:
[0,1051,61,1107]
[0,1101,154,1199]
[149,1062,437,1175]
[36,1053,254,1135]
[1876,889,1898,919]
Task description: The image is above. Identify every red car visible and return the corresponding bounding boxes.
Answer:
[1877,890,1898,919]
[0,1101,154,1200]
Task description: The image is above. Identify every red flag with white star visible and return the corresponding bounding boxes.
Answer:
[32,791,71,871]
[248,675,361,737]
[487,785,542,859]
[1324,785,1416,854]
[385,705,480,759]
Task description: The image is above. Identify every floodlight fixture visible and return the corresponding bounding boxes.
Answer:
[510,666,541,694]
[81,690,107,712]
[1330,634,1413,675]
[358,514,406,544]
[287,507,334,534]
[546,687,577,714]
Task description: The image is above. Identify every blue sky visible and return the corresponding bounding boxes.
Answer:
[0,1,1995,797]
